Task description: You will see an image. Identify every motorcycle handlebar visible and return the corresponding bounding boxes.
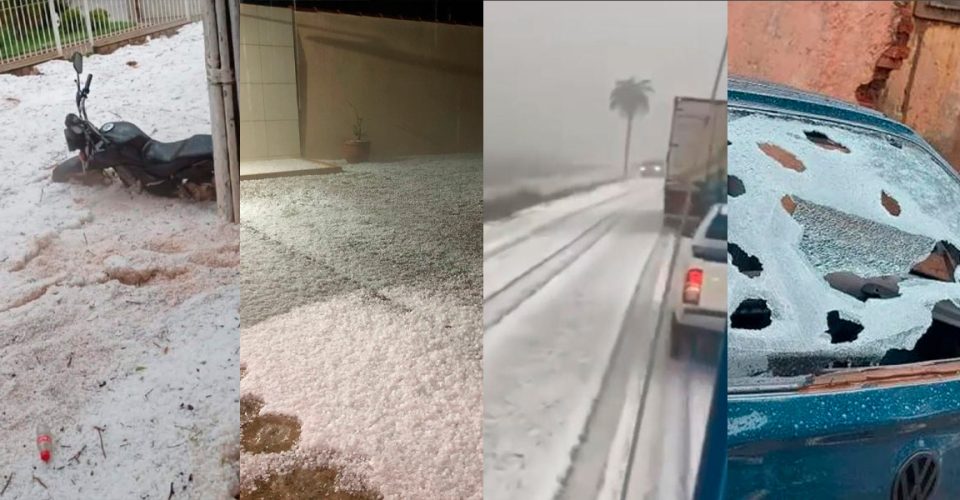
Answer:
[83,74,92,95]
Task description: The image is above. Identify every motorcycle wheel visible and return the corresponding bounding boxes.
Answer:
[114,165,184,198]
[179,182,216,201]
[51,156,110,186]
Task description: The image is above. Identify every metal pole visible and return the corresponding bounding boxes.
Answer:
[25,0,40,58]
[292,0,305,158]
[710,38,727,102]
[12,2,26,61]
[82,0,95,50]
[679,37,727,236]
[0,4,8,64]
[46,0,63,56]
[704,37,727,179]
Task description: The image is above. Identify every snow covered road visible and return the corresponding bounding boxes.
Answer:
[557,232,674,500]
[483,178,667,499]
[619,326,717,499]
[619,236,721,500]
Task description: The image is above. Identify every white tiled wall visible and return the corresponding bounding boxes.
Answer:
[239,4,300,160]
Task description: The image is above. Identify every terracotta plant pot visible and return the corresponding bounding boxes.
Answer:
[342,140,371,164]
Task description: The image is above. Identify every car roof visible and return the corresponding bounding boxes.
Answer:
[692,203,727,243]
[728,76,916,139]
[702,203,726,219]
[729,76,958,181]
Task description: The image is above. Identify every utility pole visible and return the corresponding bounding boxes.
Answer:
[710,38,727,101]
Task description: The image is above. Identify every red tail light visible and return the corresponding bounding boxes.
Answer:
[683,267,703,305]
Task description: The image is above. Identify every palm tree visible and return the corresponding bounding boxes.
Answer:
[610,78,654,177]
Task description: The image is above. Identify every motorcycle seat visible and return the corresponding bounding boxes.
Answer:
[143,134,213,169]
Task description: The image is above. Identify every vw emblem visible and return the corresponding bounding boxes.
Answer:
[891,451,939,500]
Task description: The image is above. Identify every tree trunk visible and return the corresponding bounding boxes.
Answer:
[622,114,633,178]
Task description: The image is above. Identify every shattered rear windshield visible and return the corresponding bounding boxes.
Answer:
[728,108,960,382]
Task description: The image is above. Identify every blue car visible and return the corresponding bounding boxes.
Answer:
[727,77,960,499]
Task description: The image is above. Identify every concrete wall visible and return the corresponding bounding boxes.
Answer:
[294,11,482,161]
[729,1,960,170]
[239,4,300,160]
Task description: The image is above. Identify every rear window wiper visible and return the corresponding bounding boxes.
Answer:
[824,272,902,302]
[825,241,959,302]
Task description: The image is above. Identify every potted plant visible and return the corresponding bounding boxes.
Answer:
[342,101,371,163]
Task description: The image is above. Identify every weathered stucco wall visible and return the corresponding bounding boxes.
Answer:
[294,11,482,161]
[730,1,897,102]
[729,1,960,170]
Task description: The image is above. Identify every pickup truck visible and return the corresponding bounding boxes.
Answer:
[671,203,727,359]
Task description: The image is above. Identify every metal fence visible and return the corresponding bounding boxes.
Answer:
[0,0,201,72]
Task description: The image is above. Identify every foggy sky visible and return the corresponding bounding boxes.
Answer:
[484,1,727,176]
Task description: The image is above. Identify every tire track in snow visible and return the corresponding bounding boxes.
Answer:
[484,189,634,259]
[483,200,662,500]
[484,213,619,330]
[556,232,674,500]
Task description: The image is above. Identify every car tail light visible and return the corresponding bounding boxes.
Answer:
[683,267,703,305]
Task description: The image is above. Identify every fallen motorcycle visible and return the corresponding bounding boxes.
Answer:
[51,52,215,200]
